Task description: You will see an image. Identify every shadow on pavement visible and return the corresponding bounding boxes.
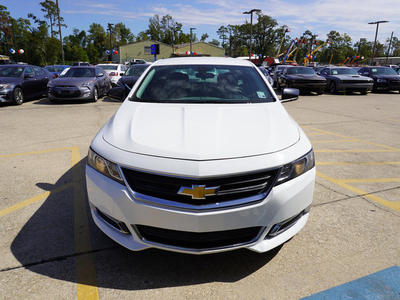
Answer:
[11,157,282,290]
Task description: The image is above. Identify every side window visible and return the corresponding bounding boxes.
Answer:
[24,67,34,76]
[33,66,44,76]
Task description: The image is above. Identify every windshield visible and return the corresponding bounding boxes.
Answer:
[125,65,149,76]
[371,67,398,75]
[44,66,65,72]
[0,66,23,77]
[133,64,273,103]
[331,68,358,75]
[98,65,118,70]
[287,67,316,75]
[60,68,95,77]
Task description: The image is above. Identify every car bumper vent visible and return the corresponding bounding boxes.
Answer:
[96,207,130,234]
[135,225,263,251]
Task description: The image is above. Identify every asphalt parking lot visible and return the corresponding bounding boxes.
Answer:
[1,91,399,300]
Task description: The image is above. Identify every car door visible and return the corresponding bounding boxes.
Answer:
[319,68,331,88]
[96,67,108,94]
[33,66,49,96]
[21,67,38,99]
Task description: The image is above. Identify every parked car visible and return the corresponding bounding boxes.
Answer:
[258,66,274,86]
[47,66,111,103]
[97,63,128,86]
[0,64,53,105]
[392,66,400,75]
[70,62,90,66]
[86,57,315,254]
[319,66,374,94]
[43,65,69,77]
[358,66,400,92]
[271,64,294,88]
[129,59,147,65]
[107,63,150,101]
[277,66,326,94]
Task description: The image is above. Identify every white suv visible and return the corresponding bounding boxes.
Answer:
[97,63,127,86]
[86,57,315,254]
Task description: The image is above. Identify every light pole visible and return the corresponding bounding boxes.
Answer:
[243,9,261,61]
[108,23,114,61]
[190,27,196,56]
[368,20,388,66]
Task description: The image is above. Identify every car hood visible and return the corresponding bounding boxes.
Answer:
[372,75,400,80]
[332,74,370,80]
[53,77,95,85]
[102,101,300,160]
[289,74,325,80]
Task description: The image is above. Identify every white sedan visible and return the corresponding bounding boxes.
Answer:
[86,57,315,254]
[97,63,127,86]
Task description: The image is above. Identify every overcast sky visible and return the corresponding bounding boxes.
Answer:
[5,0,399,47]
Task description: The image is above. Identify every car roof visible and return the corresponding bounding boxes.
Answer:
[151,57,255,67]
[97,63,123,66]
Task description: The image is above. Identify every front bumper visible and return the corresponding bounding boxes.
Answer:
[287,81,326,92]
[336,82,373,93]
[48,86,93,100]
[0,89,13,103]
[86,164,315,254]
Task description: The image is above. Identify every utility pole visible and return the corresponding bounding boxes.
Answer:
[368,20,389,65]
[190,28,196,56]
[243,9,261,61]
[386,31,394,65]
[108,23,114,61]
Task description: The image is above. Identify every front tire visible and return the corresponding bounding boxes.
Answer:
[92,87,99,102]
[329,82,337,94]
[13,87,24,105]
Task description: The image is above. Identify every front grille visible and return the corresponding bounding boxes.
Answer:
[53,86,81,98]
[121,168,279,210]
[293,80,325,84]
[389,80,400,87]
[341,80,371,84]
[135,225,263,250]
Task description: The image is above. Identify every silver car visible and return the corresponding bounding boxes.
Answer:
[47,66,111,103]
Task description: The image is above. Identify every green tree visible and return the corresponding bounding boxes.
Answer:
[0,5,12,55]
[146,14,184,45]
[114,22,135,46]
[40,0,66,38]
[87,23,107,63]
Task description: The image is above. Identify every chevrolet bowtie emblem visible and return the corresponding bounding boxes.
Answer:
[178,185,219,199]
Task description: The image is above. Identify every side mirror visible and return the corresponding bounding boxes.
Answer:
[281,88,299,103]
[97,73,104,77]
[120,73,124,76]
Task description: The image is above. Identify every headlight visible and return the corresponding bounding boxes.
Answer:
[87,148,124,184]
[82,80,94,87]
[275,149,315,185]
[0,84,10,90]
[377,78,387,83]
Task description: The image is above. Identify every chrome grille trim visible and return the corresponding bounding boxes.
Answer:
[120,167,280,211]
